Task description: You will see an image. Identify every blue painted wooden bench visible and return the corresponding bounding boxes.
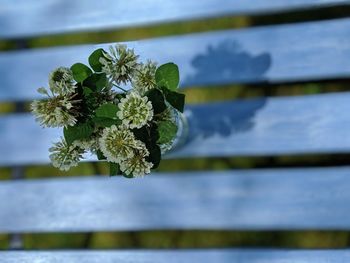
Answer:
[1,0,350,261]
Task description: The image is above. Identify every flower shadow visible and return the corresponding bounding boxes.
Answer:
[182,40,272,145]
[184,40,271,86]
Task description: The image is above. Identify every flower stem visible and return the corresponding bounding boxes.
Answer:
[113,84,128,92]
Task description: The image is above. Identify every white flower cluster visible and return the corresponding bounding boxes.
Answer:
[49,67,75,95]
[31,67,79,128]
[119,146,152,177]
[117,92,153,129]
[99,125,152,176]
[132,60,157,95]
[100,44,139,85]
[32,43,183,178]
[49,138,84,171]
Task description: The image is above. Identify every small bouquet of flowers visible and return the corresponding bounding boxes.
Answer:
[31,44,185,178]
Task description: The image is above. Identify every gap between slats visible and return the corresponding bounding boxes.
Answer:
[1,4,350,50]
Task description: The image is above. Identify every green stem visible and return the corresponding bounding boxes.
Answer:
[113,84,127,92]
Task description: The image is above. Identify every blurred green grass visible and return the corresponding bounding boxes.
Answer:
[1,8,350,250]
[18,231,350,249]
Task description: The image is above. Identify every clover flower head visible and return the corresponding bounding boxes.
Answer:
[31,96,78,128]
[49,67,75,95]
[49,138,84,171]
[117,92,153,129]
[100,44,139,85]
[99,125,144,163]
[73,137,98,152]
[132,60,157,95]
[119,146,153,177]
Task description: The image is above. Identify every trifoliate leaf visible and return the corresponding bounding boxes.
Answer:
[162,88,185,113]
[83,73,107,92]
[63,122,94,145]
[157,120,178,144]
[71,63,93,82]
[95,103,119,119]
[145,88,166,114]
[132,124,159,146]
[155,62,179,91]
[89,48,106,72]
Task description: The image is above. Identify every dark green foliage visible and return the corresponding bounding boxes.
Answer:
[109,162,120,176]
[146,144,161,169]
[64,122,94,145]
[157,120,178,144]
[93,103,121,127]
[132,123,161,169]
[83,73,107,92]
[155,62,179,91]
[132,126,148,142]
[145,88,166,114]
[95,103,118,119]
[92,117,121,128]
[76,84,116,123]
[161,88,185,113]
[70,63,93,82]
[82,87,93,97]
[89,48,107,72]
[96,150,106,160]
[154,63,184,112]
[132,124,159,145]
[75,84,100,121]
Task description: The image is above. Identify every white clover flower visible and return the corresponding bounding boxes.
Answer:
[100,44,139,85]
[99,125,144,163]
[73,137,98,152]
[119,146,153,177]
[49,138,84,171]
[132,60,157,95]
[49,67,75,95]
[117,92,153,129]
[31,96,78,128]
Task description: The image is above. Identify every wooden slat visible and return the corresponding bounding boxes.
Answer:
[1,0,349,38]
[2,249,350,263]
[0,92,349,166]
[1,18,350,101]
[1,167,350,233]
